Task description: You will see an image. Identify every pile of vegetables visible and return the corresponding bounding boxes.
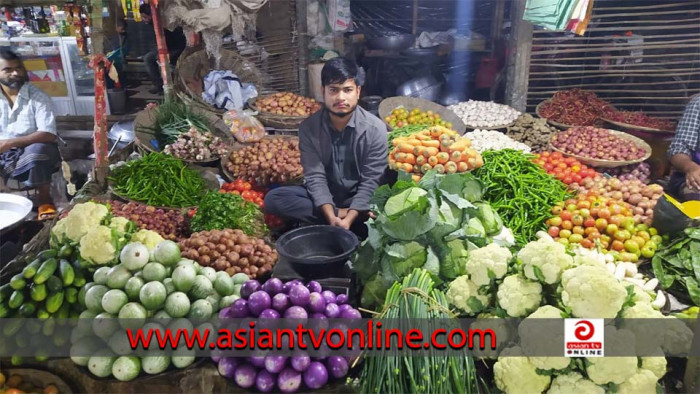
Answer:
[506,113,558,152]
[386,123,430,145]
[138,101,211,149]
[464,129,531,153]
[226,138,302,187]
[595,162,651,184]
[532,151,598,185]
[570,177,664,225]
[538,89,615,126]
[384,107,452,129]
[448,100,521,128]
[255,92,321,117]
[179,229,277,279]
[551,127,647,162]
[216,278,358,392]
[389,125,483,182]
[109,153,206,208]
[544,193,661,260]
[443,234,681,393]
[219,179,265,209]
[110,200,189,241]
[71,240,250,381]
[473,149,571,245]
[190,191,266,237]
[652,227,700,306]
[0,372,60,394]
[607,110,677,132]
[163,128,228,162]
[353,171,512,309]
[360,269,479,394]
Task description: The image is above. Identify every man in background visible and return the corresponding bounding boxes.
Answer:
[668,94,700,201]
[0,49,59,219]
[139,3,187,95]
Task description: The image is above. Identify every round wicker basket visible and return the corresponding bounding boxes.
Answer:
[536,99,616,129]
[549,129,652,168]
[132,105,234,165]
[248,96,320,130]
[601,117,676,135]
[220,135,303,186]
[378,96,467,134]
[175,46,263,115]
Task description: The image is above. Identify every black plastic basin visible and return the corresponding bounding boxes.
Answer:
[275,225,359,279]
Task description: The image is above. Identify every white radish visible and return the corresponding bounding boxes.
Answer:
[624,262,638,277]
[643,278,659,292]
[623,277,646,287]
[606,262,617,274]
[614,264,627,281]
[651,290,666,309]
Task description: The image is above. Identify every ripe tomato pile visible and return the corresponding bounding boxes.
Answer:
[533,151,598,185]
[545,193,661,261]
[220,179,265,208]
[219,179,286,228]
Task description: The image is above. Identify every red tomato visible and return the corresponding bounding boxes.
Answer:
[562,176,573,185]
[560,210,573,221]
[232,190,241,195]
[551,152,563,159]
[548,226,560,237]
[543,163,554,172]
[572,174,582,184]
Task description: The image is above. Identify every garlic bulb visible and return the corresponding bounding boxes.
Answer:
[448,100,521,128]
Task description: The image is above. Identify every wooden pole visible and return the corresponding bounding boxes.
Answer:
[150,0,174,101]
[90,0,109,189]
[504,0,532,112]
[411,0,418,36]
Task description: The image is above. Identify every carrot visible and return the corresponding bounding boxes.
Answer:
[436,152,449,164]
[421,140,440,148]
[428,156,439,167]
[422,147,439,158]
[394,152,406,162]
[430,127,441,138]
[467,157,477,168]
[403,153,416,165]
[445,161,458,174]
[403,163,414,173]
[407,138,422,146]
[458,161,469,172]
[421,163,433,173]
[397,143,415,153]
[451,151,462,162]
[411,174,422,183]
[474,156,484,168]
[434,164,445,174]
[415,155,426,166]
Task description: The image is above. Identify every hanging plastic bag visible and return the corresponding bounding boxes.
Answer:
[223,109,266,143]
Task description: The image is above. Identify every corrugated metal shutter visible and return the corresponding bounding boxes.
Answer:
[527,0,700,119]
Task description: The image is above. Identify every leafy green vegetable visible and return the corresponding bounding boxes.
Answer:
[652,227,700,306]
[354,170,505,309]
[386,124,429,145]
[190,191,267,237]
[138,101,211,148]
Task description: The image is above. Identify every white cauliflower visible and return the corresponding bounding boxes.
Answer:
[586,356,638,385]
[491,226,516,247]
[572,247,607,267]
[617,368,659,394]
[547,372,604,394]
[518,237,573,284]
[586,328,638,385]
[560,265,627,318]
[108,216,131,234]
[496,275,542,317]
[493,346,551,394]
[641,355,667,379]
[662,316,693,355]
[470,314,511,357]
[51,202,109,245]
[129,229,165,251]
[519,305,569,371]
[620,303,667,355]
[624,282,652,305]
[79,225,117,265]
[447,275,489,316]
[464,243,512,286]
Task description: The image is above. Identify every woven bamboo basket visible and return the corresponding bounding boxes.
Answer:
[133,105,234,165]
[549,129,652,168]
[175,46,264,115]
[378,96,467,134]
[536,99,617,130]
[601,117,677,135]
[220,135,303,186]
[248,96,320,130]
[4,368,73,393]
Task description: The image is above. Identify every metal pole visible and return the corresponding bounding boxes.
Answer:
[412,0,418,37]
[90,0,109,189]
[296,0,308,96]
[150,0,174,101]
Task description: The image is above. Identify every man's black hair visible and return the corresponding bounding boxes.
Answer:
[139,3,151,16]
[321,57,364,87]
[0,48,21,62]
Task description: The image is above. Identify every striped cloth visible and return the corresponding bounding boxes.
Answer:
[0,143,60,187]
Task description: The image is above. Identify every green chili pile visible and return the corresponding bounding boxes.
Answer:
[473,149,572,245]
[190,191,267,237]
[109,152,206,208]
